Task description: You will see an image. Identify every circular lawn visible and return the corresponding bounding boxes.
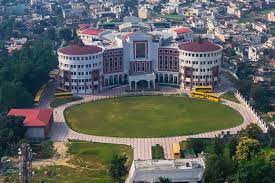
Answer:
[64,96,243,137]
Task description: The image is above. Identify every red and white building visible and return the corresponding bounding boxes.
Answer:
[58,26,222,94]
[8,108,53,139]
[58,41,104,94]
[178,41,223,89]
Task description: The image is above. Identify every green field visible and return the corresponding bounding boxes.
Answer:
[65,96,243,137]
[3,142,133,183]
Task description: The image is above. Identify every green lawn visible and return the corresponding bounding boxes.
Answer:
[65,96,243,137]
[220,91,240,103]
[4,142,133,183]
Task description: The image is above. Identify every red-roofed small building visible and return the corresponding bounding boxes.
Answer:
[79,28,104,44]
[8,108,53,139]
[169,26,193,42]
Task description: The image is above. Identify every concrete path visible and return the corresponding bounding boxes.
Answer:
[50,87,258,160]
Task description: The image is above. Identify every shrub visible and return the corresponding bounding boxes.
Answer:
[270,138,275,148]
[39,140,55,159]
[152,144,164,159]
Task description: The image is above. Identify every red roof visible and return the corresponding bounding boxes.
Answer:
[8,108,53,127]
[172,27,192,34]
[58,42,103,55]
[81,28,104,36]
[178,41,222,52]
[78,24,90,29]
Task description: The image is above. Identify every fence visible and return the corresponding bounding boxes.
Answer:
[235,91,268,133]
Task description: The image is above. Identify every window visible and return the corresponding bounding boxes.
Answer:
[135,41,148,59]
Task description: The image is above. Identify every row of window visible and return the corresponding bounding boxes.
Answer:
[104,57,123,62]
[60,62,101,68]
[71,86,93,90]
[104,50,123,56]
[59,54,102,61]
[191,68,213,72]
[192,82,212,86]
[159,49,179,55]
[182,51,221,57]
[191,75,213,79]
[70,71,92,76]
[159,60,178,71]
[159,56,178,61]
[71,79,93,83]
[182,60,219,65]
[104,60,123,73]
[131,62,151,73]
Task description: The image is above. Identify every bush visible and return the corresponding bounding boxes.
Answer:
[185,138,205,154]
[270,138,275,148]
[152,144,164,159]
[39,140,55,159]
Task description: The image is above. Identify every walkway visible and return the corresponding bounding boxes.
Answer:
[50,87,258,160]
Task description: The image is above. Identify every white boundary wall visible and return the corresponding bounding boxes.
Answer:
[235,91,268,133]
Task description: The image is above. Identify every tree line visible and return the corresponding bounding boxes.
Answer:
[184,124,275,183]
[0,40,57,112]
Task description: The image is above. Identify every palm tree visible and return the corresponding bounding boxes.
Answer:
[155,176,172,183]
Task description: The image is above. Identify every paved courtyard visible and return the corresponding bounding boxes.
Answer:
[50,86,259,160]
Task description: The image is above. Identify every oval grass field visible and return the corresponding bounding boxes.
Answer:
[64,96,243,137]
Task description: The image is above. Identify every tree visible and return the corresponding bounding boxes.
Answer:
[155,177,172,183]
[233,156,273,183]
[205,154,227,183]
[185,138,205,154]
[238,124,263,141]
[109,154,128,183]
[271,74,275,86]
[39,140,55,159]
[0,40,57,111]
[211,137,224,156]
[228,136,238,158]
[235,79,251,97]
[235,137,261,162]
[46,27,56,41]
[250,86,270,112]
[59,28,72,41]
[0,116,26,157]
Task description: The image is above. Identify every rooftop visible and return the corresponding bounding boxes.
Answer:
[131,157,206,182]
[8,108,53,127]
[178,41,222,52]
[80,28,104,36]
[171,26,193,34]
[58,41,103,55]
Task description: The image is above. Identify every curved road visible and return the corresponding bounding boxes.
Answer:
[50,87,258,160]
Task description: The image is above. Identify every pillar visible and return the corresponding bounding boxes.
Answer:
[148,80,150,89]
[153,80,156,89]
[129,81,132,90]
[135,81,137,90]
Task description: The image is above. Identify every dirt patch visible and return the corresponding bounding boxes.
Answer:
[32,142,76,168]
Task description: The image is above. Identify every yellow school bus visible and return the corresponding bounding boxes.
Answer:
[191,91,205,99]
[191,91,221,102]
[34,84,47,105]
[206,93,221,102]
[195,86,213,93]
[54,92,73,99]
[172,143,180,159]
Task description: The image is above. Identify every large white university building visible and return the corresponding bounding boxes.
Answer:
[58,24,223,94]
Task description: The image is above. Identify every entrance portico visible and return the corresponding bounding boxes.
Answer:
[129,73,156,90]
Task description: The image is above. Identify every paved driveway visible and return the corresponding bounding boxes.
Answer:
[49,87,259,160]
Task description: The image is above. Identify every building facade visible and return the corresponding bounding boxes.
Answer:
[58,26,223,94]
[126,157,206,183]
